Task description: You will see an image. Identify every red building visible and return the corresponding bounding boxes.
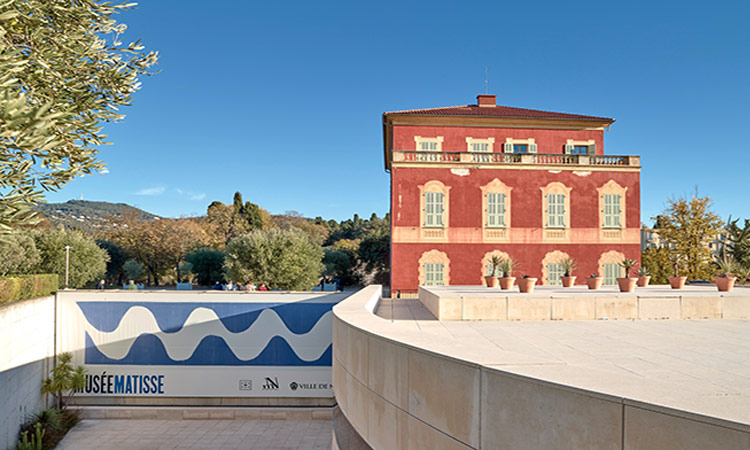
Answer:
[383,95,641,295]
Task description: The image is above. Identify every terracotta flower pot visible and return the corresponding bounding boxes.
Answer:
[715,276,736,292]
[561,276,576,287]
[484,276,498,288]
[617,277,638,293]
[517,278,537,293]
[668,276,687,289]
[499,277,516,290]
[586,277,603,290]
[637,276,651,287]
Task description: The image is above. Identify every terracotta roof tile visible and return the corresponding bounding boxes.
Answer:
[385,104,613,122]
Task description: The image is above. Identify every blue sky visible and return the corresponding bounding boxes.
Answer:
[45,0,750,224]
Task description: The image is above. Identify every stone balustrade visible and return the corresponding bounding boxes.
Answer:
[392,151,640,168]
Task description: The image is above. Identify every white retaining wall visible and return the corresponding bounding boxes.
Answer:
[0,296,55,450]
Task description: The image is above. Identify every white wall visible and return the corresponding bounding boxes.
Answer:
[0,296,55,450]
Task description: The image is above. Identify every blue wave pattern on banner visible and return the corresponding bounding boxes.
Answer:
[77,301,334,334]
[84,332,332,366]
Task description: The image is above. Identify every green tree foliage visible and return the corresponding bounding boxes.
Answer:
[0,232,38,275]
[653,194,724,280]
[96,239,128,285]
[725,217,750,268]
[225,228,324,290]
[273,210,329,245]
[32,228,108,287]
[0,1,157,231]
[186,249,226,286]
[207,192,271,245]
[122,259,144,283]
[641,247,672,284]
[322,239,362,285]
[358,229,390,284]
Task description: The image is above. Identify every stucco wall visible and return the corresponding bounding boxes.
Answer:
[392,125,605,155]
[390,166,640,292]
[0,296,55,450]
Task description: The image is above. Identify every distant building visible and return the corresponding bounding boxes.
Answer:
[383,94,642,295]
[641,225,725,256]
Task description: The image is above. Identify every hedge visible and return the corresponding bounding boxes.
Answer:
[0,274,58,306]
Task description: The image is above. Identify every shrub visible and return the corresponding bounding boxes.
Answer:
[0,233,40,276]
[0,274,58,305]
[226,228,324,290]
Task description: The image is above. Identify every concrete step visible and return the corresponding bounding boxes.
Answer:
[70,405,332,421]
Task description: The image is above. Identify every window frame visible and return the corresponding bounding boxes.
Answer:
[414,136,444,152]
[547,263,565,286]
[418,180,451,233]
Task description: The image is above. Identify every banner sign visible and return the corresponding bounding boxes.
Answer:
[58,292,345,397]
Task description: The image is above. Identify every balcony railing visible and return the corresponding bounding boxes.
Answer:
[393,151,639,167]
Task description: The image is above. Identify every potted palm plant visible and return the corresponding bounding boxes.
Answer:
[560,257,577,287]
[498,257,517,290]
[617,258,638,292]
[637,266,651,287]
[668,257,687,289]
[586,273,603,290]
[484,255,503,288]
[715,255,738,292]
[517,274,537,293]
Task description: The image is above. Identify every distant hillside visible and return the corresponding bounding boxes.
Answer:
[35,200,159,233]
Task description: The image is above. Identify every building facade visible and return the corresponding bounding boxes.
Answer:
[383,95,641,295]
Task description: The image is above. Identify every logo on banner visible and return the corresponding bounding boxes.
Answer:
[239,380,253,391]
[289,381,332,391]
[262,377,279,390]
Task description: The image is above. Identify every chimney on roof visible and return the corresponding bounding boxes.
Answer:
[477,94,496,107]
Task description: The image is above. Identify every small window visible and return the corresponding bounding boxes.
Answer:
[419,141,439,151]
[486,193,507,227]
[547,263,564,286]
[513,144,528,154]
[603,263,620,285]
[471,142,490,152]
[424,263,444,286]
[546,194,566,228]
[603,194,622,228]
[424,192,444,227]
[572,145,589,155]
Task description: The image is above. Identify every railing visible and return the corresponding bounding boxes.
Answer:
[402,151,461,162]
[393,151,639,167]
[472,153,522,164]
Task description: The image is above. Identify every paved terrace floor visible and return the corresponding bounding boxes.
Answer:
[376,296,750,428]
[57,418,332,450]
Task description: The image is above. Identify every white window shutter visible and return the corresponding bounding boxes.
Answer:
[504,142,513,153]
[564,144,574,154]
[529,143,538,153]
[588,143,596,155]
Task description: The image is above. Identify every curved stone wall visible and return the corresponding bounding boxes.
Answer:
[332,286,750,449]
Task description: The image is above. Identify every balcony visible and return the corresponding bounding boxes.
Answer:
[392,150,640,167]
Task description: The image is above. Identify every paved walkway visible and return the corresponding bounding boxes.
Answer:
[376,298,750,426]
[57,418,332,450]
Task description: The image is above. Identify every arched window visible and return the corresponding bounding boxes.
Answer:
[418,181,451,240]
[541,250,571,286]
[480,250,511,285]
[418,250,450,286]
[598,250,625,286]
[540,182,572,242]
[597,180,628,241]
